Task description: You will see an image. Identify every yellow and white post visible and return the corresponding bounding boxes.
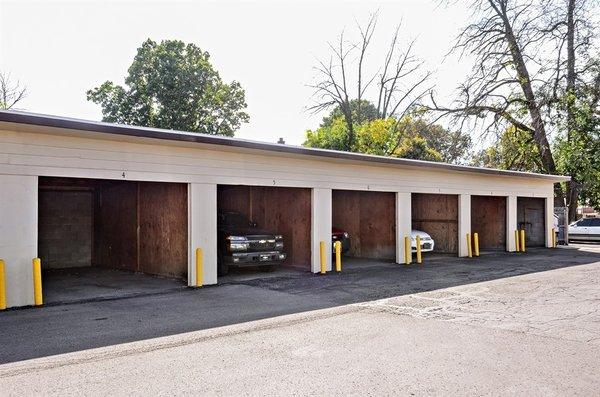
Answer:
[466,233,473,258]
[515,230,520,252]
[404,236,412,265]
[473,232,480,257]
[415,235,422,264]
[334,241,342,272]
[520,229,526,253]
[32,258,43,306]
[0,259,6,310]
[320,241,326,274]
[195,248,203,287]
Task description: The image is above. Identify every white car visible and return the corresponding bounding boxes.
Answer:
[411,230,434,252]
[569,218,600,241]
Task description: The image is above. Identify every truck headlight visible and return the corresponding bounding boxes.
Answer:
[229,242,249,251]
[227,236,248,251]
[343,232,349,238]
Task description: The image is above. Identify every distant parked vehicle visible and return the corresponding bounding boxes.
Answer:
[332,227,351,253]
[569,218,600,242]
[411,230,435,253]
[217,211,286,276]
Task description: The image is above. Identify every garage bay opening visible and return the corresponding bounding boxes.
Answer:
[471,196,507,252]
[411,193,458,256]
[332,190,396,268]
[216,185,311,277]
[517,197,546,247]
[38,177,188,304]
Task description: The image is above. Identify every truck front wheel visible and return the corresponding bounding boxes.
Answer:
[218,261,229,276]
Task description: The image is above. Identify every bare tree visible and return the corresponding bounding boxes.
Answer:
[308,13,431,150]
[0,72,27,110]
[427,0,599,219]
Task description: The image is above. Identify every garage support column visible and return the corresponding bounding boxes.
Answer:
[457,194,471,257]
[545,195,554,248]
[0,175,37,308]
[311,188,332,273]
[395,192,412,264]
[506,196,518,251]
[188,183,217,286]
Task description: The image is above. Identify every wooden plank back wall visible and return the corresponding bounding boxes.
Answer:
[517,197,546,247]
[332,190,396,259]
[138,182,188,279]
[411,193,459,254]
[471,195,507,250]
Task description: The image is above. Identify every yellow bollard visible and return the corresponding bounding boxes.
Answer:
[520,229,526,253]
[552,228,557,248]
[416,235,422,264]
[32,258,43,306]
[404,236,411,265]
[335,241,342,272]
[473,232,480,257]
[467,233,472,258]
[195,248,203,287]
[320,241,326,274]
[514,230,520,252]
[0,259,6,310]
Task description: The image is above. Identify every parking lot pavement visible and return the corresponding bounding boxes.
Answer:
[1,245,599,395]
[0,246,599,365]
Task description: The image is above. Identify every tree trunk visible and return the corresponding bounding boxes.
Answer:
[497,2,558,177]
[565,0,578,221]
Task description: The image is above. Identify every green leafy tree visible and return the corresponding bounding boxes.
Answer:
[87,39,249,136]
[320,99,379,128]
[555,93,600,211]
[471,126,544,172]
[305,101,468,163]
[305,114,442,162]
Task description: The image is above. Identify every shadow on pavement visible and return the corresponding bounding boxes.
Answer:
[0,246,599,364]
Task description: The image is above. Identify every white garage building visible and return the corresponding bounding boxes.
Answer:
[0,111,569,308]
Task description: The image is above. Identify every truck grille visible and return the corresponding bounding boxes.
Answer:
[247,235,277,251]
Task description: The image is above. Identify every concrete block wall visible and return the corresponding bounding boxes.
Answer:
[38,190,93,269]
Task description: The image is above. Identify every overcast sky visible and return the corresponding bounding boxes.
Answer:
[0,0,472,145]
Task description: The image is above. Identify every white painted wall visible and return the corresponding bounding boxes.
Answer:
[311,188,332,273]
[188,183,217,286]
[0,126,564,308]
[395,192,412,264]
[457,194,471,257]
[0,128,557,197]
[0,175,37,307]
[506,196,518,251]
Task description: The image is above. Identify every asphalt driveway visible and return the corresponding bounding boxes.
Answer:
[1,245,599,364]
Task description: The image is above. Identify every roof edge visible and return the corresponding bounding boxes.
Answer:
[0,110,570,183]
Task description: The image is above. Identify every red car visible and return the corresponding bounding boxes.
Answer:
[332,227,351,253]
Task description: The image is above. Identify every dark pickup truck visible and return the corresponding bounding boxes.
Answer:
[217,211,286,276]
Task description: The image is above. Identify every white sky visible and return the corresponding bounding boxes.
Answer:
[0,0,471,145]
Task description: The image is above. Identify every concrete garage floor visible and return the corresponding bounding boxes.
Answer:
[42,267,186,305]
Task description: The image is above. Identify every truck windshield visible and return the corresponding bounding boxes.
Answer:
[219,212,251,227]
